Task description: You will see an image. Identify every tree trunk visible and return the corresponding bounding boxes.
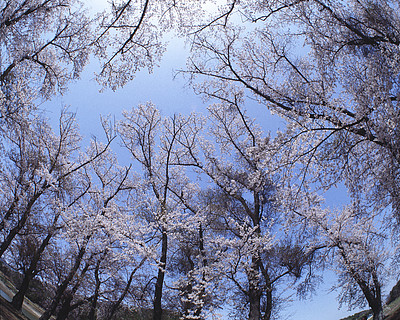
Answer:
[0,196,19,232]
[369,284,383,320]
[88,259,101,320]
[11,236,50,310]
[56,261,91,320]
[263,282,273,320]
[107,257,146,320]
[56,296,89,320]
[248,201,263,320]
[372,309,384,320]
[0,186,46,258]
[371,272,383,320]
[193,224,206,319]
[12,222,56,309]
[40,241,88,320]
[248,256,262,320]
[56,292,74,320]
[341,249,383,320]
[248,289,261,320]
[11,271,33,310]
[153,229,167,320]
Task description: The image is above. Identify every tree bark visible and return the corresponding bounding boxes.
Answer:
[88,259,101,320]
[193,224,206,319]
[248,290,262,320]
[338,245,383,320]
[40,240,88,320]
[56,261,91,320]
[107,257,146,320]
[0,188,45,258]
[263,281,273,320]
[0,195,19,232]
[248,256,262,320]
[11,231,53,310]
[248,197,264,320]
[153,229,167,320]
[56,293,73,320]
[372,308,384,320]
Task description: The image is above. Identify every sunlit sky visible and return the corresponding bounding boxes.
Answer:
[41,1,396,319]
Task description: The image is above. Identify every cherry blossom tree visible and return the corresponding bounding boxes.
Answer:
[166,187,223,320]
[0,108,116,260]
[2,1,399,319]
[0,0,97,123]
[183,0,400,221]
[165,101,319,320]
[0,105,145,317]
[119,103,197,320]
[92,0,212,90]
[177,1,400,315]
[38,135,138,320]
[297,202,390,320]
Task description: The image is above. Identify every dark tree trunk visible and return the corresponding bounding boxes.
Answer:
[248,290,262,320]
[370,272,383,320]
[153,229,167,320]
[193,224,207,319]
[40,240,88,320]
[181,251,196,319]
[339,246,383,320]
[0,204,36,258]
[372,308,384,320]
[107,257,146,320]
[263,281,273,320]
[56,261,91,320]
[248,196,264,320]
[0,195,19,232]
[56,296,90,320]
[368,278,383,320]
[248,256,262,320]
[88,259,101,320]
[0,185,46,258]
[11,231,53,310]
[56,293,74,320]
